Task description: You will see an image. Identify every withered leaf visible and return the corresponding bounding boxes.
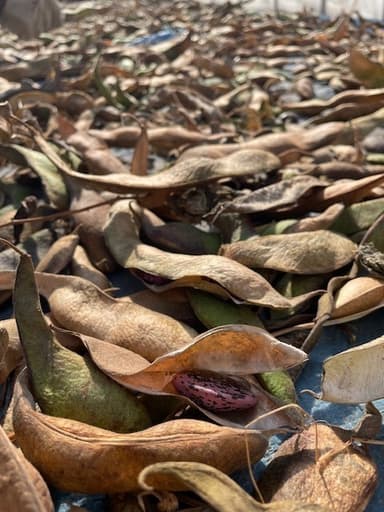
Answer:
[71,245,112,290]
[180,108,384,162]
[67,183,116,273]
[286,204,345,233]
[279,174,384,216]
[125,288,195,324]
[14,248,151,433]
[220,231,356,274]
[330,198,384,236]
[35,233,79,273]
[137,206,221,255]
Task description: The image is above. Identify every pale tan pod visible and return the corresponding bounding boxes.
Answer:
[71,245,111,290]
[35,233,79,273]
[332,277,384,319]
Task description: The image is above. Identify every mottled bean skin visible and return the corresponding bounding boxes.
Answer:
[173,371,257,412]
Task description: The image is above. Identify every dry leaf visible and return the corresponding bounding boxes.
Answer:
[67,183,116,273]
[286,204,345,233]
[66,131,129,175]
[89,125,228,152]
[14,249,151,433]
[283,88,384,116]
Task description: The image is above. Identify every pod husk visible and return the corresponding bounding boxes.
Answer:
[13,371,268,494]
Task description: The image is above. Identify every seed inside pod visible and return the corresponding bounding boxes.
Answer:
[172,370,257,412]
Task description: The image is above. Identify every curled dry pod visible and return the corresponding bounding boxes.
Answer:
[71,244,111,290]
[258,423,377,512]
[0,270,196,362]
[68,182,116,273]
[13,371,268,494]
[35,133,280,198]
[220,231,356,275]
[186,290,295,407]
[35,233,79,273]
[78,324,308,430]
[46,275,196,361]
[331,276,384,320]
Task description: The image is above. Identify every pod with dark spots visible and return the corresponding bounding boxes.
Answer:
[172,371,257,412]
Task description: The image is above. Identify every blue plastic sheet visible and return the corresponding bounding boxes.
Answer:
[129,27,185,46]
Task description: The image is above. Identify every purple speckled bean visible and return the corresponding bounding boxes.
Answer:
[172,370,257,412]
[133,269,172,286]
